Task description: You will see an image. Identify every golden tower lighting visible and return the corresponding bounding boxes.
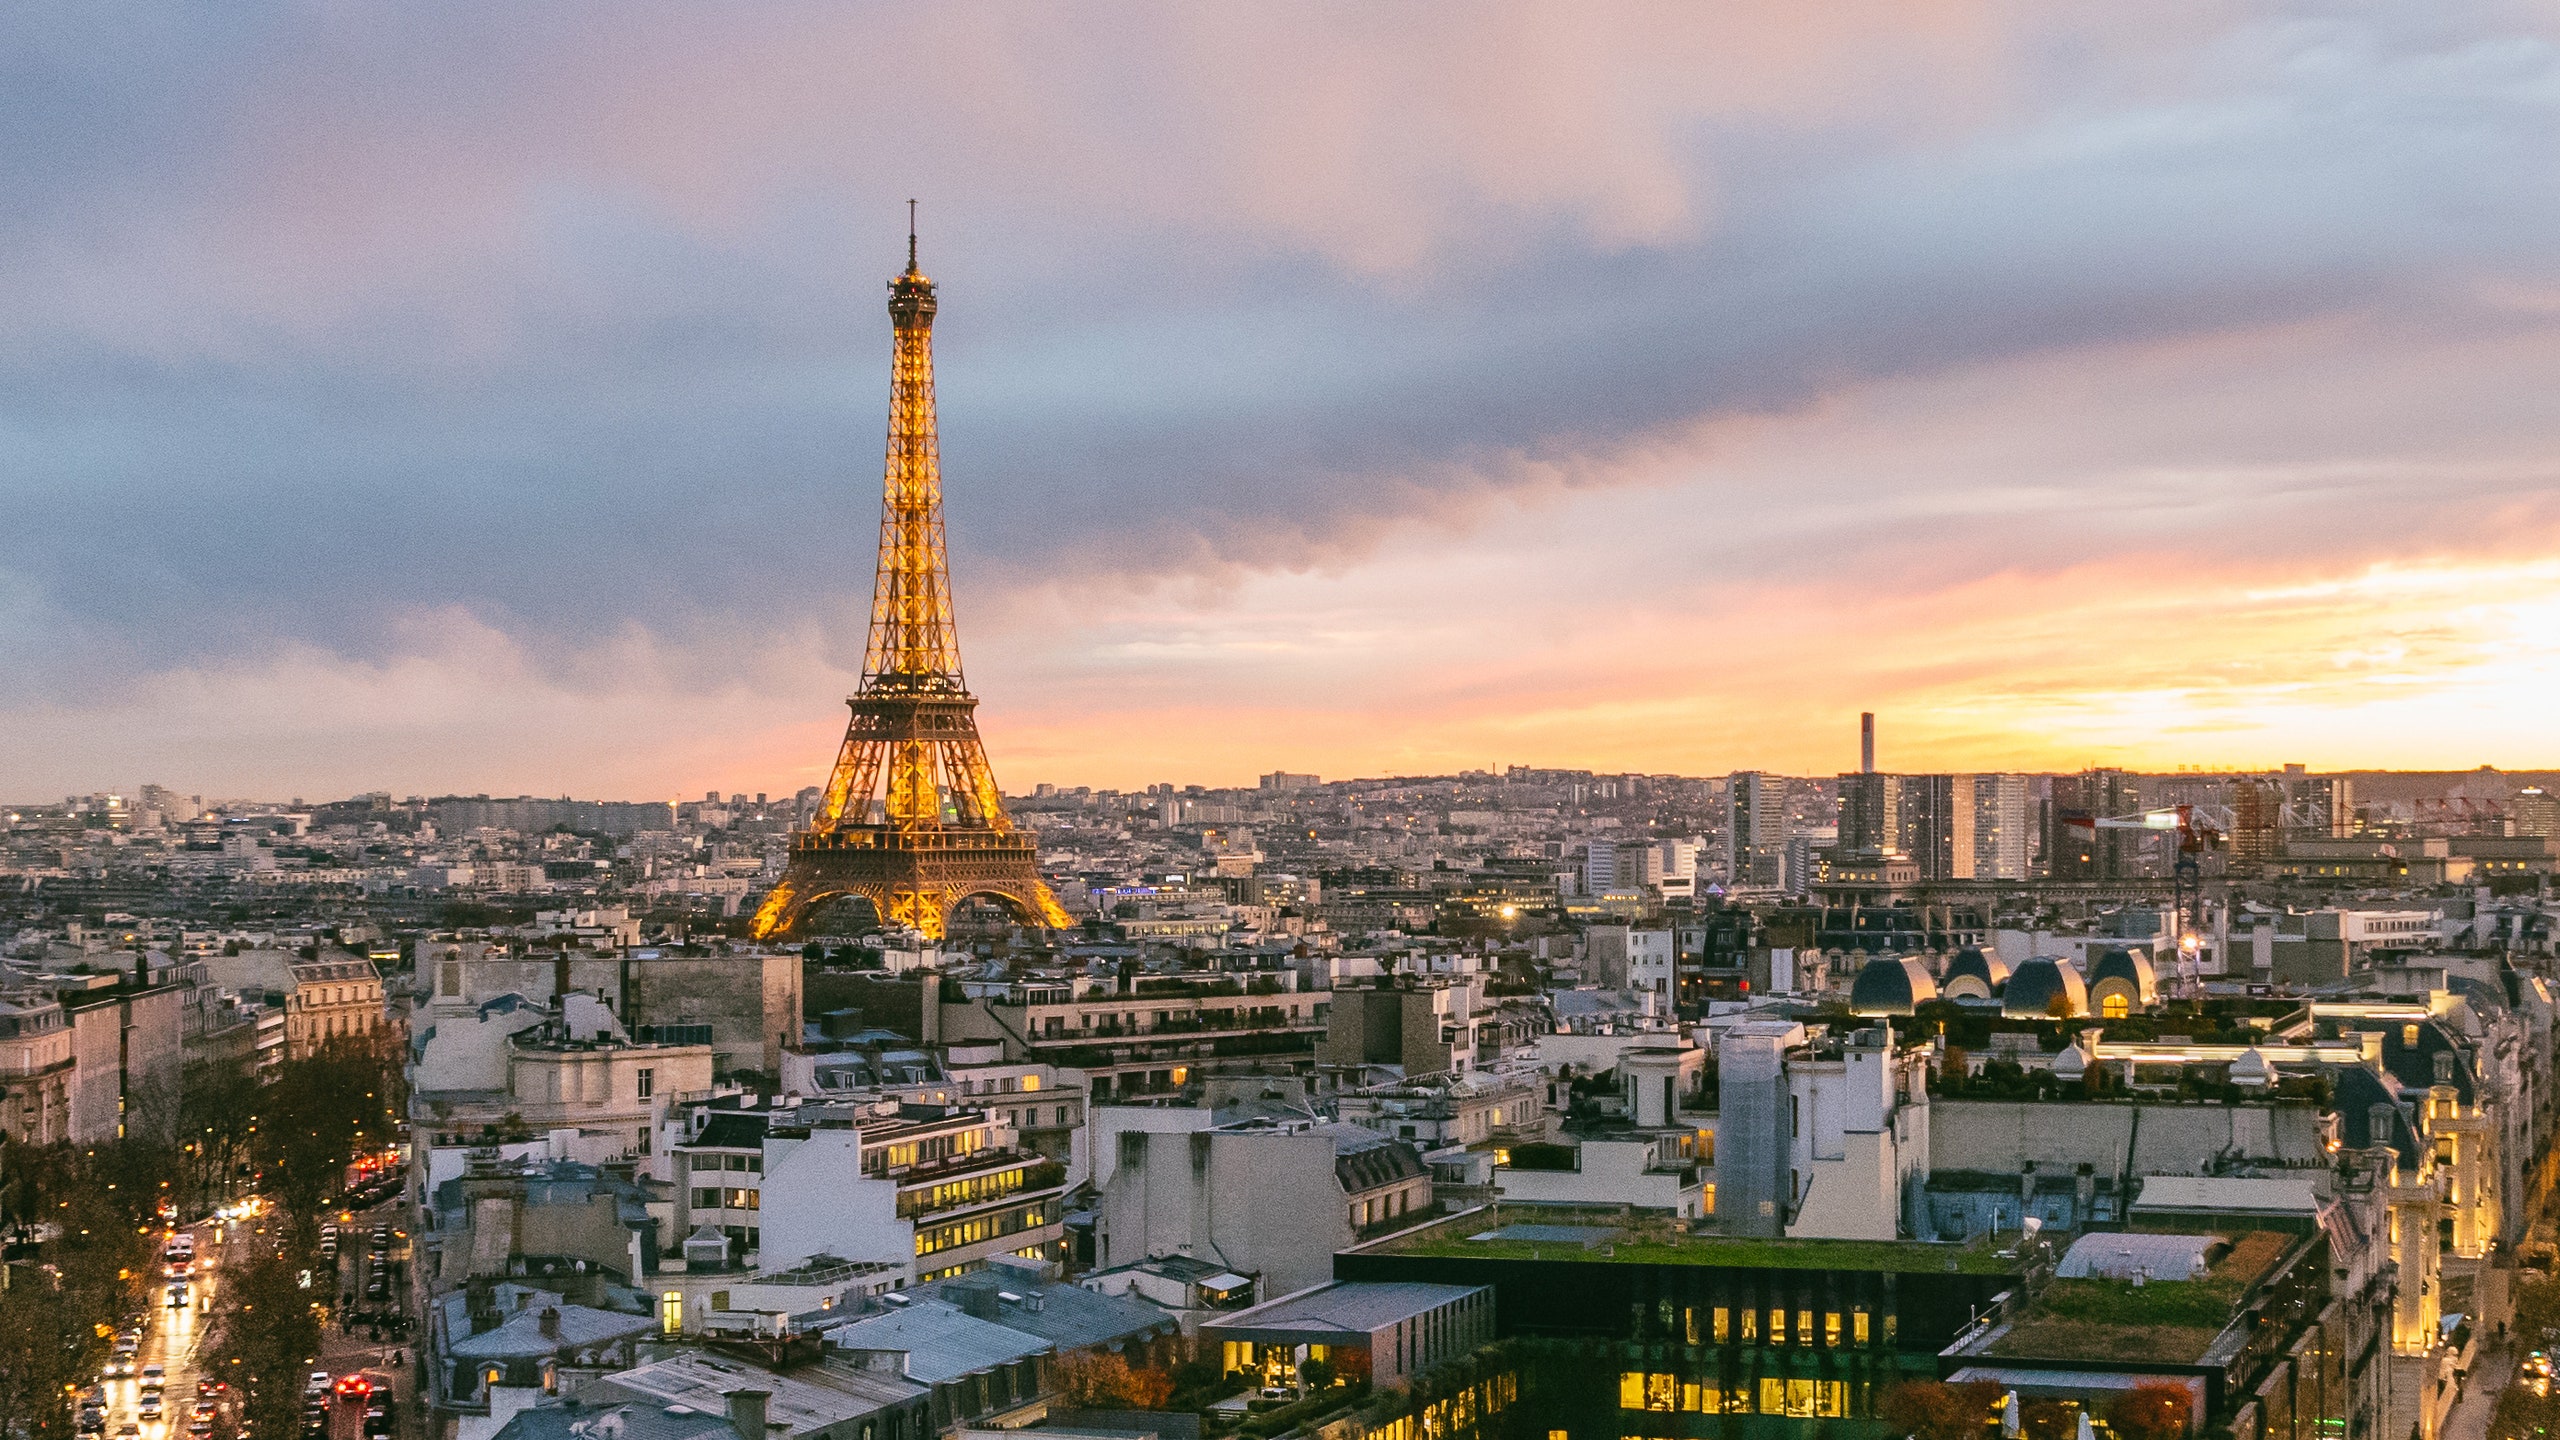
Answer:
[749,217,1072,941]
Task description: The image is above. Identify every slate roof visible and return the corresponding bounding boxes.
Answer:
[590,1351,924,1432]
[911,1272,1174,1351]
[689,1111,772,1150]
[1328,1127,1427,1195]
[2331,1064,2424,1170]
[492,1399,739,1440]
[821,1300,1051,1383]
[2378,1017,2476,1103]
[449,1303,656,1360]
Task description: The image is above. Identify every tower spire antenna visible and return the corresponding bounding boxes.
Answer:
[907,199,917,271]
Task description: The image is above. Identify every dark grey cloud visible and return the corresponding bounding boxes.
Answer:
[2,1,2556,708]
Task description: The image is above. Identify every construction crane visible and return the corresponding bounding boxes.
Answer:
[2074,806,2225,994]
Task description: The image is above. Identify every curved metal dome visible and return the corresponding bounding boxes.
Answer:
[2085,946,2159,1016]
[1850,954,1939,1017]
[2001,956,2089,1019]
[1939,946,2011,1002]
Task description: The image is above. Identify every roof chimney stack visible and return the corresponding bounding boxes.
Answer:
[725,1390,770,1440]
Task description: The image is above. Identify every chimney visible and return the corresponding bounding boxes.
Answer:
[539,1307,561,1340]
[2369,1104,2401,1161]
[555,952,573,1006]
[724,1390,770,1440]
[1860,713,1875,774]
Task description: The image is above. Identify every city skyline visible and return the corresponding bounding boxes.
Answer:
[9,6,2560,796]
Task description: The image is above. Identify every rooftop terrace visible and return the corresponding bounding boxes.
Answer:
[1353,1205,2025,1275]
[1964,1229,2295,1365]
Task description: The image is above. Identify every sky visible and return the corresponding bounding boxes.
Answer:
[6,1,2560,800]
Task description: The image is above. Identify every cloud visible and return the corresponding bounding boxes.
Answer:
[4,2,2560,790]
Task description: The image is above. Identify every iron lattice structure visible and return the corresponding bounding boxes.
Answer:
[749,235,1072,942]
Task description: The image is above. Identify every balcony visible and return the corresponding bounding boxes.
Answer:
[890,1155,1068,1219]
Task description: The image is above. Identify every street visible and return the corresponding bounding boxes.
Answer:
[311,1194,416,1440]
[94,1213,231,1440]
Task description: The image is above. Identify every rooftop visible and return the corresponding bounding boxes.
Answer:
[1202,1281,1487,1339]
[1356,1206,2022,1275]
[1967,1229,2295,1366]
[590,1350,923,1431]
[821,1300,1051,1383]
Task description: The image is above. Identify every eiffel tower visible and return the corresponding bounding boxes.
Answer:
[749,221,1072,942]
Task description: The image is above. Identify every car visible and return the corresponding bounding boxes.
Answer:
[334,1376,373,1402]
[188,1424,214,1440]
[107,1355,136,1378]
[363,1408,392,1437]
[196,1380,223,1399]
[140,1396,164,1421]
[306,1372,331,1397]
[141,1364,166,1389]
[76,1415,105,1437]
[167,1283,189,1307]
[115,1424,141,1440]
[192,1402,217,1423]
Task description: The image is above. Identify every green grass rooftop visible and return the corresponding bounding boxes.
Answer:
[1361,1205,2025,1275]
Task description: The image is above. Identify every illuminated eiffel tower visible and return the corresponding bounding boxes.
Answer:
[750,219,1072,942]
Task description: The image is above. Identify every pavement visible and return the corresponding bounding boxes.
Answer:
[2442,1341,2511,1440]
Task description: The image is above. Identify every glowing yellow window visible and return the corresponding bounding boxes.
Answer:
[1854,1310,1871,1344]
[1825,1311,1842,1346]
[1619,1373,1644,1409]
[1646,1374,1676,1412]
[1768,1308,1786,1344]
[2102,994,2130,1019]
[1759,1378,1785,1415]
[1797,1309,1813,1346]
[1740,1307,1757,1342]
[1714,1307,1730,1343]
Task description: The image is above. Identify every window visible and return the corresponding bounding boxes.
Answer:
[726,1188,759,1211]
[1768,1309,1786,1345]
[1021,1074,1040,1092]
[1797,1309,1813,1346]
[636,1067,654,1100]
[660,1290,683,1335]
[1825,1311,1842,1346]
[1790,1095,1800,1138]
[1713,1307,1730,1343]
[1854,1309,1871,1344]
[693,1187,722,1209]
